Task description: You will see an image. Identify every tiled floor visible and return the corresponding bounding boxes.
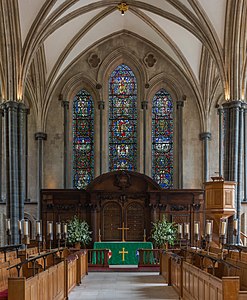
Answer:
[68,272,179,300]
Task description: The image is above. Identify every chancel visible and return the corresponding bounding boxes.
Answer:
[1,1,247,299]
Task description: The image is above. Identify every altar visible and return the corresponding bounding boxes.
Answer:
[93,242,153,265]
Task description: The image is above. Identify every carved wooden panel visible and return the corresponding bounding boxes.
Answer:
[103,202,121,241]
[126,202,144,241]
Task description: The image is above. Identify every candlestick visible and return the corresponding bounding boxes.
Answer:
[194,222,199,235]
[6,219,10,231]
[56,222,61,234]
[18,220,22,233]
[206,220,212,236]
[47,222,53,234]
[63,223,67,234]
[220,219,227,236]
[23,220,29,236]
[36,221,41,235]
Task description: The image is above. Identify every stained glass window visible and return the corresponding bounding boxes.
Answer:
[152,89,173,188]
[109,64,137,171]
[73,89,94,189]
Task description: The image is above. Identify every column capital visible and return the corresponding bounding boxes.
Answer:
[98,100,105,109]
[18,102,30,114]
[2,100,19,111]
[176,96,186,108]
[222,100,243,109]
[61,100,69,109]
[141,101,148,109]
[35,132,47,140]
[199,132,211,141]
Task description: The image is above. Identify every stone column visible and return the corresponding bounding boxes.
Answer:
[199,132,211,183]
[236,103,244,243]
[35,132,47,219]
[176,96,186,188]
[61,100,69,188]
[3,101,19,244]
[217,106,223,177]
[98,101,105,175]
[18,103,29,221]
[141,101,148,174]
[0,108,3,202]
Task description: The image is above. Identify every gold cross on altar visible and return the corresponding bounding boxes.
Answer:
[118,222,129,242]
[119,247,128,261]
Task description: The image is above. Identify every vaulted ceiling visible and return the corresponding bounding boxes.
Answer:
[1,0,247,130]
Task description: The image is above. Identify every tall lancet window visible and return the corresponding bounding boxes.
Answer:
[152,89,173,188]
[109,64,137,171]
[72,89,94,189]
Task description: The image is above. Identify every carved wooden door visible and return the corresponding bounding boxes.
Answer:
[125,202,145,241]
[102,202,121,241]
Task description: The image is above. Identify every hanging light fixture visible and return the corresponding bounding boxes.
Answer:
[117,2,129,16]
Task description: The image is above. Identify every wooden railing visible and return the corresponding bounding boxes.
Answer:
[87,249,109,267]
[138,249,161,267]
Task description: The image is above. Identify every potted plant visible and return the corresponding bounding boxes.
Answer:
[67,216,92,248]
[151,216,177,249]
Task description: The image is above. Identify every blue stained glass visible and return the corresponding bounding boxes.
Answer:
[109,64,137,171]
[152,89,173,188]
[73,89,94,189]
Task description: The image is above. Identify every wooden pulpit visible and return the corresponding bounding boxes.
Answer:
[205,177,236,244]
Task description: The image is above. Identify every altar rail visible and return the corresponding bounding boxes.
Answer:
[88,249,109,267]
[138,249,161,267]
[161,251,245,299]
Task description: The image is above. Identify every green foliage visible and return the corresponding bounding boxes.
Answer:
[67,216,92,246]
[151,216,177,248]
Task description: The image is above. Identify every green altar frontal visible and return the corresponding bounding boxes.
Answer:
[93,241,153,265]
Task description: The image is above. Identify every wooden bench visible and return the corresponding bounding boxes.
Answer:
[161,251,245,299]
[0,258,22,300]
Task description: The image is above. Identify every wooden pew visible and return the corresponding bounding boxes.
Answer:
[161,251,245,300]
[7,248,88,300]
[0,258,22,299]
[8,261,65,300]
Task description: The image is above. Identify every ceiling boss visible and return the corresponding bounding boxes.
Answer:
[117,2,129,16]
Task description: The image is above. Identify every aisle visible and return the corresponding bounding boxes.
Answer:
[68,272,179,300]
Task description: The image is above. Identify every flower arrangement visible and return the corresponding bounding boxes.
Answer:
[151,216,177,248]
[67,216,92,247]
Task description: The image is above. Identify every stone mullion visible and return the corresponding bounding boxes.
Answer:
[35,132,47,220]
[176,97,185,188]
[199,132,211,183]
[62,100,69,188]
[98,101,105,175]
[141,101,148,175]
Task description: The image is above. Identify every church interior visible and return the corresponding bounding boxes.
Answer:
[1,0,247,299]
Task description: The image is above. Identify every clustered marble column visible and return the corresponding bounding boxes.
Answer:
[199,132,211,183]
[217,106,224,177]
[98,100,105,175]
[61,100,69,188]
[1,101,29,244]
[176,96,186,188]
[0,108,3,201]
[141,101,148,174]
[244,107,247,202]
[35,132,47,220]
[221,101,246,243]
